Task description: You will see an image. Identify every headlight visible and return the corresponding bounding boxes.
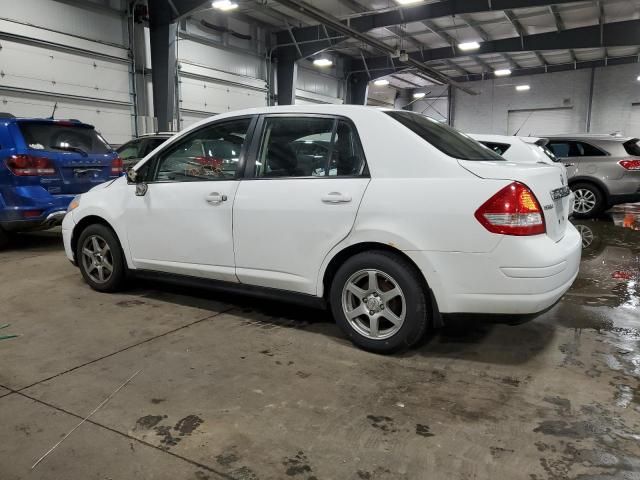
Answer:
[67,195,81,213]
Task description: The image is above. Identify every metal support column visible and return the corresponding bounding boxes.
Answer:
[149,0,177,131]
[275,47,298,105]
[348,72,369,105]
[586,67,595,132]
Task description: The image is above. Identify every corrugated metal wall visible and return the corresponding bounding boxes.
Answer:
[0,0,134,145]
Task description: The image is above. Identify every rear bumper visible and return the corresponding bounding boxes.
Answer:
[0,187,74,232]
[407,225,582,315]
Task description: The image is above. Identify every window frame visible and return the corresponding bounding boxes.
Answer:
[135,115,258,184]
[242,113,370,180]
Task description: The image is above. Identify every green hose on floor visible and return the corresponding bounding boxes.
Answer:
[0,324,18,340]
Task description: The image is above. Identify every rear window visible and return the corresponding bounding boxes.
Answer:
[18,122,112,155]
[385,111,503,161]
[624,139,640,156]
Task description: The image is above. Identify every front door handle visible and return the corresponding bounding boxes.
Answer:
[205,192,227,204]
[321,192,352,204]
[563,163,575,167]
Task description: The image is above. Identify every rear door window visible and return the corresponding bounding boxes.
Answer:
[385,111,503,161]
[18,122,111,154]
[479,142,511,156]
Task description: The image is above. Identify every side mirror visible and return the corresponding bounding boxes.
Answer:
[128,168,148,196]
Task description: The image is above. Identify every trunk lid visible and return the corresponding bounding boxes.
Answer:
[17,120,118,195]
[459,160,571,242]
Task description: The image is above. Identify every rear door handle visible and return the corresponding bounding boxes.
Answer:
[321,192,352,204]
[205,192,227,204]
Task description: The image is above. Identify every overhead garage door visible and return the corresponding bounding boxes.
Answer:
[507,107,577,136]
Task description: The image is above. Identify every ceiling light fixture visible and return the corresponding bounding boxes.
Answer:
[212,0,238,11]
[374,79,390,86]
[637,75,640,81]
[494,69,512,77]
[458,41,480,51]
[516,84,530,91]
[313,58,333,67]
[413,92,426,99]
[395,0,423,4]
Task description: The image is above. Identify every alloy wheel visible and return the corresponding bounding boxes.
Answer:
[573,188,596,214]
[81,235,114,284]
[341,269,406,340]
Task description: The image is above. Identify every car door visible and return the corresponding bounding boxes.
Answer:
[233,114,371,295]
[547,140,580,178]
[124,116,255,281]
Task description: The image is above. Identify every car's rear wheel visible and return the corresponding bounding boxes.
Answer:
[571,182,604,218]
[329,250,429,354]
[76,224,126,292]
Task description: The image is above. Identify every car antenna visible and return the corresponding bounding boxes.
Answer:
[49,102,58,119]
[513,110,535,136]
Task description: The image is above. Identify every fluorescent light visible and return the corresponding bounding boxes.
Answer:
[413,92,426,99]
[313,58,333,67]
[458,41,480,51]
[395,0,423,4]
[637,75,640,81]
[374,79,390,86]
[516,84,530,91]
[494,69,512,76]
[212,0,238,11]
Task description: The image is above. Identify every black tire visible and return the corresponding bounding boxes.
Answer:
[571,182,605,219]
[76,223,126,292]
[329,250,429,354]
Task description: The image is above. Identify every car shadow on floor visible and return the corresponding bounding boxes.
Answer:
[1,230,63,255]
[133,278,556,365]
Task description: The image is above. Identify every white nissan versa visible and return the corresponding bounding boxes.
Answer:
[62,106,581,353]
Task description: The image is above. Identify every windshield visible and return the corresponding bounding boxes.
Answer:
[385,111,504,161]
[18,122,112,154]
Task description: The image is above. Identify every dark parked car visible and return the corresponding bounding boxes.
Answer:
[0,113,122,248]
[117,133,172,169]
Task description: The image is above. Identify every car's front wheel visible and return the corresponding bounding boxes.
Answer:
[329,250,429,353]
[76,224,126,292]
[571,182,604,218]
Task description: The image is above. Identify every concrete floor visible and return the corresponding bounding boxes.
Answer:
[1,205,640,480]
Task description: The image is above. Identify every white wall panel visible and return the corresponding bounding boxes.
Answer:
[180,76,267,115]
[0,39,130,104]
[506,108,577,136]
[177,38,264,79]
[0,91,132,145]
[1,0,126,46]
[297,67,341,100]
[590,63,640,136]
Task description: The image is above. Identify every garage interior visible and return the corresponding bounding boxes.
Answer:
[1,1,640,479]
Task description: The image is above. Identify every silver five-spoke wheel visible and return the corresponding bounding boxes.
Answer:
[81,234,114,284]
[573,188,596,214]
[341,269,406,340]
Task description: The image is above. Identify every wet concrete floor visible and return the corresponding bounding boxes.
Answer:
[1,204,639,479]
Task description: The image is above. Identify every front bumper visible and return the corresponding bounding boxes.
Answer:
[62,211,77,264]
[407,225,582,315]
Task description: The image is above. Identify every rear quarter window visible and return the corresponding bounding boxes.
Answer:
[385,111,504,161]
[623,139,640,156]
[479,141,511,156]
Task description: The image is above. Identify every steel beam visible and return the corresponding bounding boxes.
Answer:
[276,48,298,105]
[347,19,640,75]
[275,0,581,55]
[348,72,369,105]
[450,54,639,82]
[149,0,178,131]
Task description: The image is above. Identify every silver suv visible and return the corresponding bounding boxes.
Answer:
[545,134,640,218]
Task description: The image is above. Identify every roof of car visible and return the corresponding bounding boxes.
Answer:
[139,132,174,137]
[210,105,391,118]
[0,116,95,128]
[543,133,635,142]
[468,133,543,144]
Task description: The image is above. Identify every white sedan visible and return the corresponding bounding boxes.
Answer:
[63,106,581,353]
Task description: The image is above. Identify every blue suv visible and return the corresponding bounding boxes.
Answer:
[0,114,122,248]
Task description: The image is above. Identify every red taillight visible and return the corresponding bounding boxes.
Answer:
[618,159,640,171]
[5,155,56,176]
[475,181,546,236]
[23,210,43,218]
[111,157,123,176]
